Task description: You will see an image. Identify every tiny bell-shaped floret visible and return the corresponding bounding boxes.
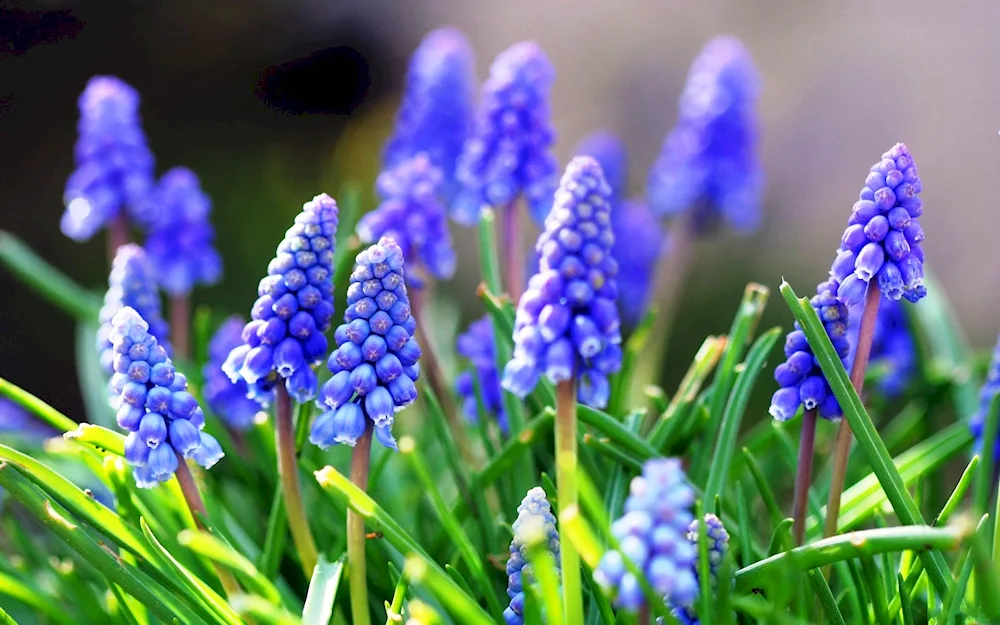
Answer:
[224,194,339,404]
[595,458,697,612]
[310,237,419,451]
[455,316,508,434]
[501,156,622,408]
[202,316,261,430]
[457,41,558,225]
[503,487,561,625]
[110,307,223,488]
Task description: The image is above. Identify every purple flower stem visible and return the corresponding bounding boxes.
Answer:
[503,199,525,302]
[347,421,374,625]
[638,605,651,625]
[275,384,318,577]
[170,294,190,361]
[824,284,881,538]
[556,379,584,623]
[174,453,242,596]
[107,214,129,264]
[792,408,818,546]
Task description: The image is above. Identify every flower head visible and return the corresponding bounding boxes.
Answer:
[143,167,222,296]
[358,154,456,282]
[834,143,925,305]
[769,278,851,422]
[455,316,507,434]
[97,244,170,376]
[109,307,223,488]
[501,156,622,408]
[595,458,697,611]
[311,237,419,451]
[971,335,1000,462]
[384,27,478,224]
[647,36,762,233]
[203,316,262,430]
[504,487,560,625]
[62,76,156,240]
[223,194,338,405]
[669,514,731,625]
[575,132,667,328]
[847,298,916,397]
[457,41,558,224]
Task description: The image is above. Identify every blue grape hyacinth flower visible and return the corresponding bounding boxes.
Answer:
[769,278,851,421]
[501,156,622,408]
[669,514,731,625]
[223,194,338,405]
[647,36,762,233]
[847,298,916,397]
[62,75,156,240]
[203,316,261,431]
[143,167,222,296]
[833,143,925,305]
[575,131,667,328]
[109,307,223,488]
[457,41,558,225]
[595,458,697,611]
[455,316,507,434]
[357,153,456,282]
[971,335,1000,462]
[97,244,170,376]
[384,27,478,224]
[311,237,419,451]
[504,486,561,625]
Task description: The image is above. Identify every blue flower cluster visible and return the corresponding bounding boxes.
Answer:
[574,132,666,329]
[971,335,1000,463]
[647,36,762,233]
[834,143,925,305]
[110,307,223,488]
[594,458,697,611]
[223,194,338,405]
[670,514,730,625]
[143,167,222,296]
[97,244,170,376]
[501,156,622,408]
[848,298,916,397]
[457,41,558,225]
[357,153,456,282]
[769,279,851,421]
[455,316,507,434]
[383,27,478,224]
[311,238,419,451]
[62,76,155,240]
[203,316,261,431]
[504,487,561,625]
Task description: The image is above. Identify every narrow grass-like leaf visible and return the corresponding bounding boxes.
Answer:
[300,555,344,625]
[582,433,643,471]
[696,503,715,625]
[108,583,148,625]
[858,554,889,625]
[258,482,287,579]
[0,377,78,432]
[559,505,605,570]
[807,569,846,625]
[742,448,784,527]
[230,595,300,625]
[648,336,726,450]
[897,573,914,625]
[735,524,967,593]
[692,283,769,482]
[768,519,794,556]
[0,230,101,320]
[609,308,657,417]
[178,529,284,607]
[385,561,409,624]
[577,404,657,461]
[735,483,753,569]
[976,394,1000,516]
[64,422,126,456]
[780,280,954,598]
[401,556,493,625]
[971,513,1000,621]
[0,604,16,625]
[704,327,781,511]
[524,535,564,625]
[0,571,73,625]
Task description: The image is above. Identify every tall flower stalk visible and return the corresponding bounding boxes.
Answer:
[503,156,622,621]
[311,237,419,625]
[223,193,339,576]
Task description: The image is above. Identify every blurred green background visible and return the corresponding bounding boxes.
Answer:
[3,0,999,432]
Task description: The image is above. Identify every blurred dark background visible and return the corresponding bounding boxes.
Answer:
[3,0,1000,425]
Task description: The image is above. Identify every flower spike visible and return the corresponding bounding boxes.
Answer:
[504,487,561,625]
[455,316,507,434]
[203,316,261,431]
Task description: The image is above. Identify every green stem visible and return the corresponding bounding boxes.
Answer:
[348,422,374,625]
[825,285,880,538]
[274,385,318,578]
[556,380,583,624]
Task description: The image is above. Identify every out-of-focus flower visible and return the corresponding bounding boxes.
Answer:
[62,76,155,240]
[457,41,558,225]
[455,316,507,434]
[501,157,622,408]
[143,167,221,296]
[504,486,561,625]
[833,143,926,305]
[669,514,731,625]
[109,307,223,488]
[384,27,478,224]
[647,36,762,233]
[0,399,52,439]
[971,335,1000,462]
[311,238,419,451]
[223,194,338,405]
[594,458,697,611]
[203,316,261,430]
